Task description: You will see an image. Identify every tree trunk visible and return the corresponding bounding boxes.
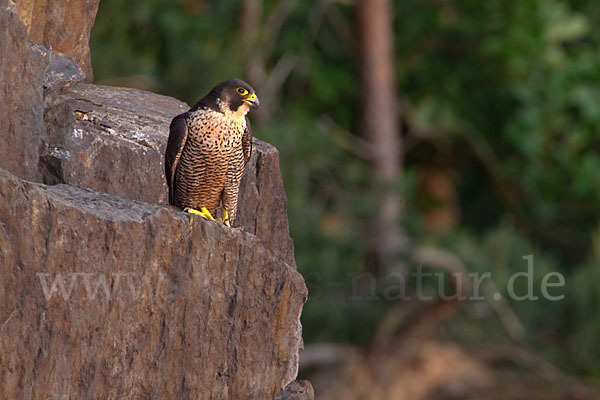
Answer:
[358,0,407,274]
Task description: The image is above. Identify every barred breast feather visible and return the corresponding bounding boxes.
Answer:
[165,107,252,224]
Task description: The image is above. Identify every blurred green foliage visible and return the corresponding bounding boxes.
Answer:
[91,0,600,378]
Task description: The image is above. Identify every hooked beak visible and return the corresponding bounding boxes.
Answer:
[244,93,260,109]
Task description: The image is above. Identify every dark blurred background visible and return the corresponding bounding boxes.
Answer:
[91,0,600,398]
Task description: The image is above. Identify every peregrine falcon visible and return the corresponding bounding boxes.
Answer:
[165,79,259,227]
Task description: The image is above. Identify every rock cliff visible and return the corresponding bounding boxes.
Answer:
[0,0,310,398]
[42,82,296,267]
[0,169,306,399]
[0,0,46,181]
[12,0,99,80]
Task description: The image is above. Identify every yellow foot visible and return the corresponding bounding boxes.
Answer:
[222,210,232,227]
[185,207,215,221]
[221,210,242,230]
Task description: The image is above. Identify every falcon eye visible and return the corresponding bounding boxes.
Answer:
[237,87,248,95]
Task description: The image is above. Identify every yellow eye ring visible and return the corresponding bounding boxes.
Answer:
[237,87,248,95]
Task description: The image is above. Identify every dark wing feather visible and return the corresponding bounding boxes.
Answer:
[243,116,253,165]
[165,113,189,205]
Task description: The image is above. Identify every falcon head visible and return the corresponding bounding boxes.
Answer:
[209,78,259,116]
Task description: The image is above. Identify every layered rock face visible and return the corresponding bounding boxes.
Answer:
[12,0,100,80]
[0,0,46,181]
[43,83,296,267]
[0,1,309,398]
[0,169,306,399]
